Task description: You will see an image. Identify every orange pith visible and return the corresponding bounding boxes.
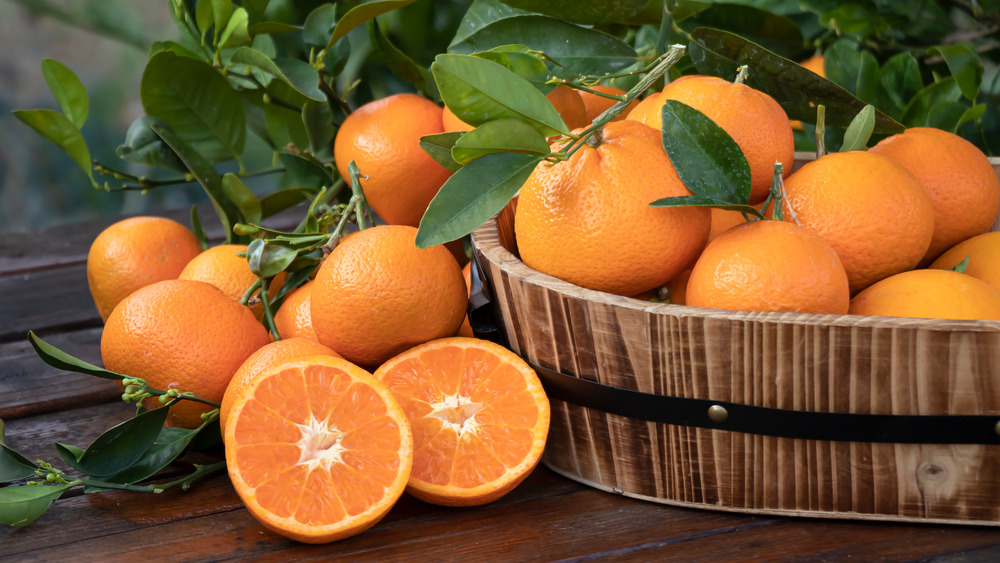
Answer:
[225,355,413,544]
[374,337,550,507]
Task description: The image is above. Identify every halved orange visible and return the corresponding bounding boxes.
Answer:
[374,337,550,506]
[225,355,413,543]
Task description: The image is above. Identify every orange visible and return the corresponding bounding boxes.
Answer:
[458,262,474,338]
[514,119,710,296]
[544,85,589,131]
[179,244,285,318]
[707,201,772,242]
[929,231,1000,292]
[86,216,202,322]
[869,127,1000,264]
[791,54,824,129]
[219,337,341,431]
[686,220,850,314]
[101,279,270,428]
[627,74,795,204]
[848,269,1000,320]
[441,105,474,132]
[273,281,320,342]
[665,268,692,305]
[225,355,412,543]
[311,225,467,368]
[577,84,639,124]
[781,151,935,292]
[374,337,550,506]
[334,93,452,227]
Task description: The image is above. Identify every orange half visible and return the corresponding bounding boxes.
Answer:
[374,337,550,506]
[225,355,413,543]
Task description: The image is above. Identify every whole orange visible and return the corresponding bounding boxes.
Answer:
[273,280,320,342]
[179,244,284,318]
[848,269,1000,320]
[515,120,710,296]
[929,231,1000,292]
[87,216,202,322]
[101,279,271,428]
[334,93,452,227]
[219,337,340,432]
[627,75,794,204]
[781,151,934,292]
[686,220,850,314]
[577,85,639,124]
[869,127,1000,265]
[310,225,467,368]
[545,85,589,131]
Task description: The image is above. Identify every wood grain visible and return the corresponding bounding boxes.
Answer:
[469,157,1000,526]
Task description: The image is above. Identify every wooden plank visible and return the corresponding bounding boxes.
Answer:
[0,263,99,344]
[0,327,116,421]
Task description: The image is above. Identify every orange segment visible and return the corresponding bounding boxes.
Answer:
[374,337,550,507]
[225,355,412,544]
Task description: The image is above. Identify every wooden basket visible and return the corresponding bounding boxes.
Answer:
[469,156,1000,526]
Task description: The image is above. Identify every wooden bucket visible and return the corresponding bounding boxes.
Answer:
[469,155,1000,526]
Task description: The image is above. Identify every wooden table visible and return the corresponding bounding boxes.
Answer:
[3,209,1000,561]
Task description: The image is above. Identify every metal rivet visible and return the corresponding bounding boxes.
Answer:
[708,405,728,423]
[995,421,1000,437]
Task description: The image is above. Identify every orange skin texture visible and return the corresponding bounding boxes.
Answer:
[929,231,1000,293]
[334,93,452,227]
[311,225,468,369]
[849,269,1000,320]
[101,279,271,428]
[219,337,340,431]
[686,220,850,314]
[87,216,202,322]
[515,120,711,297]
[627,75,794,204]
[178,244,285,319]
[869,127,1000,265]
[274,281,321,343]
[578,85,639,124]
[781,151,935,293]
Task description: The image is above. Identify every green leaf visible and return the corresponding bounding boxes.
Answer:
[879,52,923,116]
[60,407,170,478]
[230,48,327,102]
[248,21,301,35]
[901,77,962,127]
[247,239,299,278]
[676,3,805,61]
[141,50,246,162]
[369,20,440,102]
[329,0,417,46]
[222,173,262,225]
[840,104,876,151]
[1,445,38,483]
[148,40,204,61]
[451,118,550,165]
[191,206,209,250]
[449,15,638,78]
[648,194,763,218]
[260,188,315,218]
[667,0,713,23]
[688,28,903,134]
[498,0,648,25]
[219,7,251,49]
[929,43,983,103]
[28,331,125,381]
[0,484,73,527]
[303,3,336,46]
[658,100,751,204]
[40,59,88,128]
[926,101,972,133]
[474,45,553,93]
[450,0,529,47]
[278,151,334,189]
[416,152,540,248]
[302,100,335,153]
[101,427,198,485]
[420,132,465,173]
[432,53,567,136]
[12,109,95,185]
[116,116,188,173]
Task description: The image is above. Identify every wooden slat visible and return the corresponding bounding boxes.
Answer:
[0,263,99,343]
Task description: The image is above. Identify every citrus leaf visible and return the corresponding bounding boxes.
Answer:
[247,239,298,278]
[878,52,923,115]
[12,109,95,186]
[420,132,465,173]
[28,331,125,381]
[222,173,261,226]
[40,59,88,128]
[474,45,553,93]
[658,100,751,205]
[191,206,209,250]
[840,104,875,152]
[449,14,638,78]
[450,0,529,48]
[260,187,315,218]
[432,53,566,136]
[116,116,188,173]
[277,151,333,189]
[369,20,439,102]
[248,21,301,35]
[0,484,73,527]
[303,3,336,46]
[901,77,962,127]
[648,194,764,218]
[676,3,805,61]
[329,0,416,46]
[929,43,983,103]
[497,0,648,25]
[60,406,170,478]
[148,40,204,61]
[451,118,550,165]
[100,427,197,485]
[219,7,251,48]
[416,152,540,248]
[228,48,326,102]
[1,445,38,483]
[688,27,904,134]
[302,100,335,154]
[141,50,246,162]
